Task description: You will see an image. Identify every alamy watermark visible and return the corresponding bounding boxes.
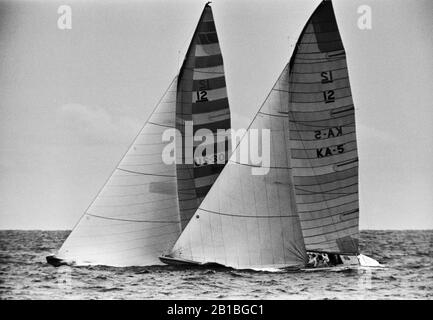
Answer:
[161,122,271,175]
[57,5,72,30]
[56,266,73,292]
[357,5,372,30]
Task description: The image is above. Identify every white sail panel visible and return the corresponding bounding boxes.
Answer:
[57,79,182,266]
[195,43,221,56]
[193,65,224,80]
[288,0,359,254]
[167,65,307,270]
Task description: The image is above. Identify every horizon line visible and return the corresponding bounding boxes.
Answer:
[1,228,432,231]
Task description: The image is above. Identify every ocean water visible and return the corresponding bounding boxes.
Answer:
[0,230,431,300]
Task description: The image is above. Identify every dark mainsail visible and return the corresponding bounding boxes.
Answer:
[176,4,231,230]
[49,3,231,267]
[288,0,360,254]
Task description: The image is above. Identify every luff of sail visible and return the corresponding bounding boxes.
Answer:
[287,0,360,254]
[164,65,308,270]
[52,3,231,267]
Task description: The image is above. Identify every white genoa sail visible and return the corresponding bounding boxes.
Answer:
[287,0,360,254]
[56,79,181,266]
[52,3,231,267]
[164,65,308,270]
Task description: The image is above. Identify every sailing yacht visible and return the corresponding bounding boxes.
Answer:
[160,0,382,271]
[46,3,232,267]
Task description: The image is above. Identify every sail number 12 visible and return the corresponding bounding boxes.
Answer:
[196,90,208,102]
[196,79,209,102]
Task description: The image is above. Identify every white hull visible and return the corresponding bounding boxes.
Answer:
[301,253,384,272]
[159,252,383,272]
[48,252,383,271]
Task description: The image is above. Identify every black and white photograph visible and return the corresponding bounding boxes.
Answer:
[0,0,432,304]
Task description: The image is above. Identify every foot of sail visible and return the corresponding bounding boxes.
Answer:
[159,255,233,269]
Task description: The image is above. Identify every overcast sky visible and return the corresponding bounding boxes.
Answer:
[0,0,432,230]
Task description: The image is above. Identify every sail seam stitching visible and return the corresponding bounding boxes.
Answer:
[199,208,298,219]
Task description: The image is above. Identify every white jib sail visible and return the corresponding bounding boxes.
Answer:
[167,65,308,270]
[56,79,183,266]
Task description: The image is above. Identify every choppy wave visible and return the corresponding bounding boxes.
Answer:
[0,230,431,299]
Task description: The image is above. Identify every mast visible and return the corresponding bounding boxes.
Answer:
[287,0,360,255]
[52,3,231,267]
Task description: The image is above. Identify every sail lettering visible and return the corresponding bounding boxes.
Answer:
[321,71,333,83]
[323,90,335,103]
[316,144,345,158]
[196,90,208,102]
[196,79,209,101]
[198,79,209,89]
[194,152,226,166]
[314,126,343,139]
